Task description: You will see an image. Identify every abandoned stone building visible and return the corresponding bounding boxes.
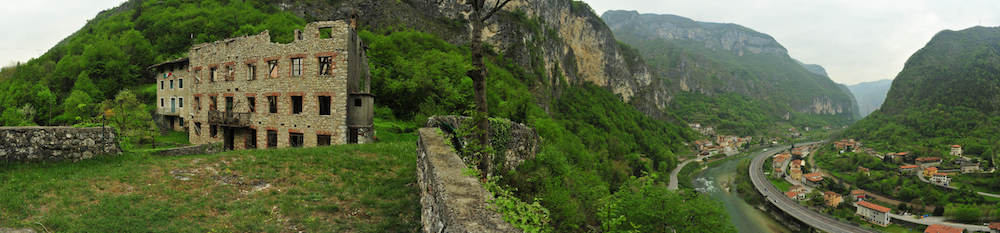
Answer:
[151,20,374,150]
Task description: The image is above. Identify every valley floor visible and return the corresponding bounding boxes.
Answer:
[0,132,420,232]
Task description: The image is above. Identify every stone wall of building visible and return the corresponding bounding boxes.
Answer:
[0,127,121,162]
[151,20,374,150]
[416,128,522,233]
[155,143,223,157]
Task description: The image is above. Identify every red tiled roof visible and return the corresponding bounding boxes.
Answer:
[804,172,823,182]
[851,190,865,195]
[916,157,942,162]
[989,222,1000,230]
[900,165,919,169]
[857,200,890,213]
[924,224,963,233]
[952,145,961,148]
[785,191,800,198]
[824,191,839,197]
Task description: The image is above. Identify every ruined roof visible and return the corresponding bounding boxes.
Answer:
[923,224,963,233]
[148,57,189,70]
[856,200,890,213]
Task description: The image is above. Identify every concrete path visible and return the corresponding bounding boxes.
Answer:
[668,154,706,190]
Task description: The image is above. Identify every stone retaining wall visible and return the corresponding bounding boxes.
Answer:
[426,115,540,172]
[0,127,121,162]
[416,128,521,233]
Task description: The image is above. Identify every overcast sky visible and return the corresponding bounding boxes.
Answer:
[0,0,126,67]
[583,0,1000,85]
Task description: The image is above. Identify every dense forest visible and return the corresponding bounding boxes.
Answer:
[0,0,736,231]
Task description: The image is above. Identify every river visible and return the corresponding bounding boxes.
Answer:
[694,154,792,233]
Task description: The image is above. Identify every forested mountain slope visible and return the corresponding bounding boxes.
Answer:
[847,79,892,117]
[845,26,1000,160]
[601,10,860,135]
[0,0,735,232]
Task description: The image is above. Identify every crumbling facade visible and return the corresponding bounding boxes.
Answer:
[151,20,374,150]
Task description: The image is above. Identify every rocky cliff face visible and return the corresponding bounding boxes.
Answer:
[602,11,788,57]
[602,10,858,120]
[272,0,653,104]
[847,79,892,117]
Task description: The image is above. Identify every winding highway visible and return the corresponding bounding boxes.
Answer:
[749,143,879,233]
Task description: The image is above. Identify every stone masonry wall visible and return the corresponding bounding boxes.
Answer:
[426,115,540,172]
[416,128,522,233]
[0,127,121,162]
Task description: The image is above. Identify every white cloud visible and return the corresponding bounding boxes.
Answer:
[0,0,126,67]
[583,0,1000,85]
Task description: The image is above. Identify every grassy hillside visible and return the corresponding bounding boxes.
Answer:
[0,124,420,232]
[844,27,1000,165]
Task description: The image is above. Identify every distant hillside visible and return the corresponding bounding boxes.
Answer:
[601,10,859,135]
[847,79,892,117]
[846,26,1000,160]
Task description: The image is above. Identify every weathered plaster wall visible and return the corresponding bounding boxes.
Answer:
[416,128,522,233]
[0,127,121,162]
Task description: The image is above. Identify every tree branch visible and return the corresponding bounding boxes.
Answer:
[481,0,515,22]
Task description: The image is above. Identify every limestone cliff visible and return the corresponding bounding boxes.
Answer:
[602,10,859,125]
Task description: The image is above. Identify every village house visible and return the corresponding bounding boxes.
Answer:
[850,189,866,202]
[930,173,952,186]
[988,222,1000,233]
[803,172,824,186]
[960,161,980,174]
[790,167,803,181]
[924,224,964,233]
[899,165,920,174]
[823,191,843,207]
[785,190,806,200]
[887,151,911,163]
[855,200,891,227]
[151,19,375,149]
[923,167,938,178]
[834,139,860,153]
[950,145,963,156]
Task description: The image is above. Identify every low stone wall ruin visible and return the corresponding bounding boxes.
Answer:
[416,127,522,233]
[426,115,540,172]
[0,126,121,162]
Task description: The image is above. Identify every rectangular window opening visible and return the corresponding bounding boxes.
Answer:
[210,125,218,138]
[291,58,302,76]
[246,129,257,149]
[179,98,184,108]
[354,98,362,107]
[210,97,218,111]
[267,130,277,148]
[248,97,256,112]
[290,133,304,147]
[247,64,256,81]
[317,134,331,146]
[291,96,303,114]
[268,60,279,78]
[318,96,331,115]
[194,122,202,136]
[268,96,278,113]
[179,79,184,88]
[169,80,174,89]
[195,97,201,111]
[318,57,332,75]
[319,27,332,39]
[210,67,217,82]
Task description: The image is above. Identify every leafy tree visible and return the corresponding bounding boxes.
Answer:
[598,175,736,233]
[103,90,154,149]
[55,90,96,124]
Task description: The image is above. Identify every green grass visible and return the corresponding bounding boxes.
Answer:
[769,176,793,192]
[0,128,420,232]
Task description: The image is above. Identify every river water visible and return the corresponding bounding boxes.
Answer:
[694,155,792,233]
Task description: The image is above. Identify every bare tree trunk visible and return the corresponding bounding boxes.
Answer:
[468,6,491,177]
